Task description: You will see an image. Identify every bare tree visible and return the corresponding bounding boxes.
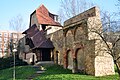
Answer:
[9,15,26,80]
[9,15,25,32]
[101,11,120,32]
[88,12,120,79]
[59,0,120,77]
[117,0,120,12]
[58,0,94,24]
[9,15,25,55]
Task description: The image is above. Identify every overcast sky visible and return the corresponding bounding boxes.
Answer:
[0,0,118,31]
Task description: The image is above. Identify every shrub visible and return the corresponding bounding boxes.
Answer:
[0,56,28,70]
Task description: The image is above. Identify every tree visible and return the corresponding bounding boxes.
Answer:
[101,11,120,32]
[88,12,120,79]
[9,15,26,80]
[9,15,25,56]
[117,0,120,12]
[9,15,25,32]
[59,0,120,78]
[58,0,94,24]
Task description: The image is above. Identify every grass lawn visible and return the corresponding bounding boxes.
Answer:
[0,66,36,80]
[34,64,119,80]
[0,64,118,80]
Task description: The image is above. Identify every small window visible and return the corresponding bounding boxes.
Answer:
[0,38,2,42]
[41,24,46,30]
[9,33,12,38]
[4,33,7,37]
[0,33,2,36]
[4,38,8,42]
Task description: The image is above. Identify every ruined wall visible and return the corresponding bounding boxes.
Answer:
[86,8,115,76]
[63,20,88,70]
[66,30,74,48]
[62,6,115,76]
[63,7,97,73]
[84,40,95,75]
[94,40,115,76]
[47,29,64,65]
[64,7,100,27]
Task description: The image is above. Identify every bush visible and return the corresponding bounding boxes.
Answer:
[0,56,28,70]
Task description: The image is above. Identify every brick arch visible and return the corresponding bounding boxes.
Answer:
[74,25,80,35]
[66,49,73,69]
[74,48,81,58]
[64,29,69,37]
[75,48,85,71]
[65,29,74,37]
[65,30,74,47]
[74,24,86,42]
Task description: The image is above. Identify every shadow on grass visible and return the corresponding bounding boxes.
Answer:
[34,64,118,80]
[0,66,37,80]
[34,64,90,79]
[43,64,72,74]
[42,64,89,75]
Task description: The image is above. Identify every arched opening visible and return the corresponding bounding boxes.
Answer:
[76,48,85,71]
[55,50,62,64]
[67,50,73,69]
[74,26,86,42]
[66,30,74,47]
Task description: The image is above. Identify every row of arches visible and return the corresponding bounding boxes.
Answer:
[65,24,87,44]
[63,24,87,72]
[64,47,85,72]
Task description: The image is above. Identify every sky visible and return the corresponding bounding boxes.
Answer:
[0,0,119,31]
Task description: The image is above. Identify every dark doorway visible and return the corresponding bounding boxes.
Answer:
[41,48,51,61]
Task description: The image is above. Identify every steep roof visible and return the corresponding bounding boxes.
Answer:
[36,4,61,26]
[23,24,54,48]
[31,30,54,48]
[22,24,39,37]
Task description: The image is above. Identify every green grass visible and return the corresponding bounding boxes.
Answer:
[34,64,119,80]
[114,65,117,72]
[0,64,118,80]
[0,66,36,80]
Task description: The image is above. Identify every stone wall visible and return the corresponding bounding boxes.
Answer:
[58,6,114,76]
[94,40,115,76]
[47,29,64,65]
[87,17,102,40]
[64,6,100,27]
[84,40,95,75]
[95,56,115,76]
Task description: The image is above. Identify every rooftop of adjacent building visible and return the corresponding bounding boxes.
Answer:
[30,4,62,27]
